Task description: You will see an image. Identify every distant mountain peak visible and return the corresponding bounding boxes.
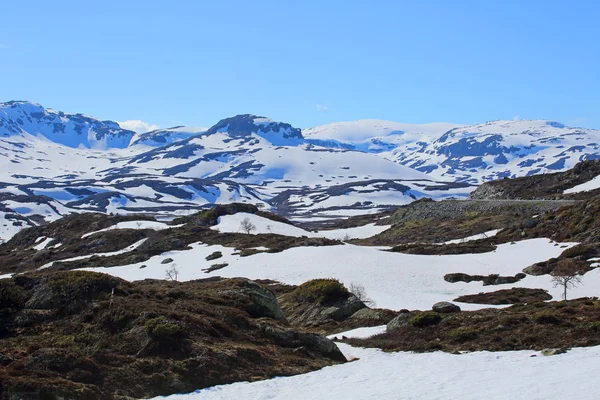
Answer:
[0,100,135,149]
[205,114,304,143]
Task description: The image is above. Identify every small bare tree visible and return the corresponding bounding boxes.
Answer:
[240,217,256,234]
[165,264,180,281]
[552,259,583,301]
[349,282,375,307]
[136,221,142,229]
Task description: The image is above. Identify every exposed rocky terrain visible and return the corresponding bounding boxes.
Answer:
[0,272,346,399]
[471,159,600,200]
[346,298,600,353]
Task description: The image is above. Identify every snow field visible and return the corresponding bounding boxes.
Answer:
[211,213,390,240]
[81,238,582,311]
[81,220,178,238]
[563,174,600,194]
[151,343,600,400]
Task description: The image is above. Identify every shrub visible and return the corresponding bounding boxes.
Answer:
[585,321,600,332]
[49,271,120,299]
[0,280,29,309]
[409,311,442,328]
[533,311,561,325]
[240,217,256,234]
[349,282,375,307]
[144,316,184,340]
[294,279,350,305]
[448,327,478,342]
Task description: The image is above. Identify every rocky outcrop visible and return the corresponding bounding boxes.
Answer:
[0,272,344,399]
[444,272,526,286]
[262,325,346,362]
[432,301,461,313]
[386,312,412,331]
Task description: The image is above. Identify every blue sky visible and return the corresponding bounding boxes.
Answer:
[1,0,598,131]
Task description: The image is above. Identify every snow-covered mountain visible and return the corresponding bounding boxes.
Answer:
[0,108,468,240]
[0,101,136,149]
[304,119,600,183]
[130,126,207,147]
[4,101,600,241]
[303,120,462,153]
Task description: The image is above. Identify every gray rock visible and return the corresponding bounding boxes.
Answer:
[432,301,461,313]
[241,280,286,321]
[541,348,567,356]
[523,262,554,276]
[386,313,412,331]
[25,281,60,310]
[262,325,346,362]
[349,307,396,324]
[161,258,174,264]
[321,296,366,321]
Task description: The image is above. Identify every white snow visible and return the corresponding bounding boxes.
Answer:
[326,325,386,340]
[81,238,579,311]
[443,229,501,244]
[151,343,600,400]
[316,223,391,240]
[33,237,54,250]
[563,175,600,194]
[40,238,148,270]
[211,213,318,237]
[81,221,176,238]
[211,214,390,240]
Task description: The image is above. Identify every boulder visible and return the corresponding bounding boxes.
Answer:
[241,280,286,321]
[432,301,461,313]
[262,325,346,362]
[320,296,366,321]
[386,312,412,331]
[161,258,174,264]
[349,307,397,324]
[541,348,567,356]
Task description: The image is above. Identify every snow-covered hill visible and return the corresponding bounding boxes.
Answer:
[130,126,207,147]
[5,101,600,241]
[304,119,462,153]
[0,110,469,240]
[305,119,600,184]
[0,101,136,149]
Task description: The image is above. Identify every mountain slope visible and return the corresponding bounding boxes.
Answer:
[395,120,600,183]
[305,119,600,184]
[0,101,136,149]
[0,112,469,240]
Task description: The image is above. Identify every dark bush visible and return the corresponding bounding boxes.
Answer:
[0,280,30,309]
[409,311,442,328]
[448,327,478,342]
[144,316,184,340]
[294,279,350,305]
[534,311,562,325]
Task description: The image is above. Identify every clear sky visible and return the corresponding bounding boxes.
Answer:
[1,0,598,131]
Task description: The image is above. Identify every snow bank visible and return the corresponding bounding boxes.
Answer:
[212,213,390,240]
[82,221,176,238]
[316,224,391,240]
[443,229,501,244]
[81,238,580,311]
[40,238,148,270]
[563,175,600,194]
[152,343,600,400]
[211,213,318,237]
